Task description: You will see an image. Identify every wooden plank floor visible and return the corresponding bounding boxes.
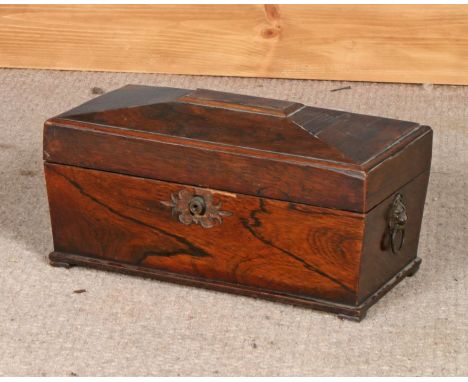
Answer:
[1,4,468,84]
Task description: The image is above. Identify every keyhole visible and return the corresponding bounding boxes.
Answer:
[189,196,206,216]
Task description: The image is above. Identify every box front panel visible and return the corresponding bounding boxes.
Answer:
[44,163,365,305]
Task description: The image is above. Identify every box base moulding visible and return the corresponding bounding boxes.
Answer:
[49,251,421,322]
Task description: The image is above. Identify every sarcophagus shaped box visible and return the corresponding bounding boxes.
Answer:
[43,86,432,321]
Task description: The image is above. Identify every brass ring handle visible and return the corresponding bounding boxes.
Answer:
[391,228,405,254]
[381,193,407,254]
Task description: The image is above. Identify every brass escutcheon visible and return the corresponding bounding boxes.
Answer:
[161,189,232,228]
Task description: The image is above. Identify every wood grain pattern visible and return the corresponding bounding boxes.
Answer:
[365,128,432,210]
[45,163,365,305]
[43,86,432,320]
[178,88,303,117]
[358,170,430,302]
[2,5,468,84]
[44,162,426,319]
[43,85,432,213]
[44,121,367,212]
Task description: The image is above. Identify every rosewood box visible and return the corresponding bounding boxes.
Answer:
[44,86,432,321]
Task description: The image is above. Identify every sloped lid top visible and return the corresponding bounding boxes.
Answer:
[45,85,431,212]
[57,85,423,169]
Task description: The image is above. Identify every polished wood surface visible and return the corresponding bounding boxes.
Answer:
[44,122,367,212]
[365,129,432,210]
[358,170,430,302]
[45,163,365,305]
[43,86,432,320]
[2,5,468,85]
[44,85,432,213]
[178,88,303,117]
[59,85,421,166]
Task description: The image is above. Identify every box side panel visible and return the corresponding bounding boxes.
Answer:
[44,163,365,305]
[358,170,430,303]
[365,127,432,211]
[43,123,366,212]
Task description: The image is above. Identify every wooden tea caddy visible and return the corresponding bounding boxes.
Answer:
[43,86,432,321]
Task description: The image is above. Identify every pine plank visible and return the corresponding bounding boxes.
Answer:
[1,4,468,84]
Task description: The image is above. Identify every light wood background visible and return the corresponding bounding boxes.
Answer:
[1,4,468,85]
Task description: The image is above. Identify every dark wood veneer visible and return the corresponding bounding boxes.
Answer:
[44,86,432,320]
[45,163,364,305]
[44,85,432,213]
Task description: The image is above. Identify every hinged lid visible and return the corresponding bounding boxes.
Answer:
[44,85,432,212]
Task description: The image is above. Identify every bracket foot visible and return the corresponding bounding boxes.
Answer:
[49,252,73,269]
